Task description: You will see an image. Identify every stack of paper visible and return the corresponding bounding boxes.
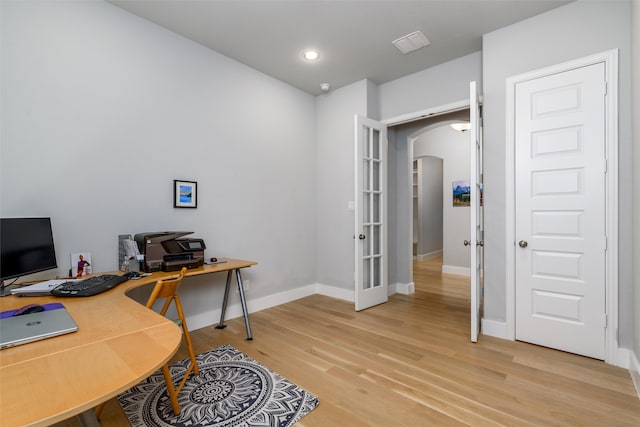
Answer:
[11,279,78,296]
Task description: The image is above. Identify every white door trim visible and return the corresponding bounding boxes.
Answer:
[382,99,471,126]
[505,49,619,364]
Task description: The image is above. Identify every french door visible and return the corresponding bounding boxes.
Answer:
[354,115,388,311]
[469,81,483,342]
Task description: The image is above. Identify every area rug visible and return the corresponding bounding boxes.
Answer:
[118,344,319,427]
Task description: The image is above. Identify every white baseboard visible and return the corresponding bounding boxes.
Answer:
[606,347,629,369]
[391,282,415,295]
[479,318,635,373]
[314,283,354,302]
[416,250,443,262]
[189,281,424,330]
[442,265,471,277]
[629,350,640,399]
[481,318,508,339]
[186,284,317,331]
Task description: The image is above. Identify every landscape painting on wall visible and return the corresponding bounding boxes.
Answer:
[452,180,470,207]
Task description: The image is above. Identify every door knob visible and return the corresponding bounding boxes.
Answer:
[477,240,484,247]
[358,234,366,240]
[519,240,528,248]
[464,240,470,246]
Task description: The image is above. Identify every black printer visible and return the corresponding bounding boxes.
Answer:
[134,231,206,272]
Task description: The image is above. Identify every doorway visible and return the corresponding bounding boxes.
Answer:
[388,110,471,280]
[384,87,481,342]
[411,122,471,277]
[387,110,472,327]
[412,156,443,262]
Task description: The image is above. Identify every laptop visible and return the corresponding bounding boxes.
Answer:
[0,307,78,349]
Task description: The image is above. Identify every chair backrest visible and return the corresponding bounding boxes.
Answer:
[146,267,187,313]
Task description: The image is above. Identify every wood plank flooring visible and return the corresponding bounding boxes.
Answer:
[56,257,640,426]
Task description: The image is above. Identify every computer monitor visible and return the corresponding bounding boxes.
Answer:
[0,217,58,296]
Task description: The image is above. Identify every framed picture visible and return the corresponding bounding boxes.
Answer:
[71,252,92,278]
[174,180,197,208]
[452,180,470,207]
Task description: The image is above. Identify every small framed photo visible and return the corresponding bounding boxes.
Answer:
[174,180,197,208]
[71,252,92,278]
[452,180,470,207]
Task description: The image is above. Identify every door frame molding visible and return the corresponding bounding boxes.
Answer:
[505,49,619,364]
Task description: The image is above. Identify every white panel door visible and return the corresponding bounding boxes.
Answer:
[515,63,606,359]
[469,81,483,343]
[354,115,388,311]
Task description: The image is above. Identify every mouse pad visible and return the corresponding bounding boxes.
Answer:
[0,302,65,319]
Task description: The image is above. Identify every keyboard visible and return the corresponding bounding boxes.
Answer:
[51,274,129,297]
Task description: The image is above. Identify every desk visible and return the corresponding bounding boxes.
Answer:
[0,258,256,427]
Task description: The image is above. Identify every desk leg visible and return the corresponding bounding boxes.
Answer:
[235,268,253,341]
[76,409,100,427]
[215,270,233,330]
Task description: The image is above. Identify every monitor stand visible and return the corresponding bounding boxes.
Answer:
[0,281,21,297]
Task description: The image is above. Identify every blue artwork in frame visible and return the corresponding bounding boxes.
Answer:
[452,180,470,207]
[174,180,197,208]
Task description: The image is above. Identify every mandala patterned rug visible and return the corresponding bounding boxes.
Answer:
[118,344,319,427]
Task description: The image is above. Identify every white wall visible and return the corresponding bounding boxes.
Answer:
[417,157,443,258]
[414,126,470,271]
[378,51,482,120]
[482,0,634,346]
[315,79,371,294]
[1,1,317,328]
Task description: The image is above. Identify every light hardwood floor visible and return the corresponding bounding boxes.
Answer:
[58,257,640,426]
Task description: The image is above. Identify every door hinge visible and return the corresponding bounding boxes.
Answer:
[603,81,608,96]
[603,314,608,328]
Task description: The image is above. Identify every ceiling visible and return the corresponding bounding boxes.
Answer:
[108,0,572,96]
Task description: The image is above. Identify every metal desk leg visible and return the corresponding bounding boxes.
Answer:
[235,268,253,341]
[215,270,233,330]
[76,409,100,427]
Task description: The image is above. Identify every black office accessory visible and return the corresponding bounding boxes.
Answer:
[134,232,205,272]
[51,274,128,297]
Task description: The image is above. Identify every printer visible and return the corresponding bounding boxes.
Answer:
[134,232,206,272]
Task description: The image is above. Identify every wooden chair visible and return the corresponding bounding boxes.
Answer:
[95,267,198,418]
[146,267,199,415]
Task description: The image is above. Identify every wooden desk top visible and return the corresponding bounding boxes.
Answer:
[0,258,256,427]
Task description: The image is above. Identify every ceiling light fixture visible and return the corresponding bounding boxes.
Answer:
[303,50,319,61]
[320,83,330,92]
[450,123,471,132]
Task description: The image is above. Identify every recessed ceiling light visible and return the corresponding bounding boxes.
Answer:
[450,123,471,132]
[303,50,319,61]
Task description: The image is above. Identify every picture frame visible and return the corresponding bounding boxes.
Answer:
[452,180,471,207]
[71,252,92,278]
[174,180,197,208]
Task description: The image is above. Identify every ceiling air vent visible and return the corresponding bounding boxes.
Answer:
[392,30,430,54]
